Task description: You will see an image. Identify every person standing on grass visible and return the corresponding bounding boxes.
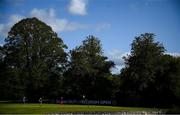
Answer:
[23,96,26,104]
[83,94,89,107]
[60,97,63,104]
[39,97,42,105]
[83,95,86,104]
[83,95,85,100]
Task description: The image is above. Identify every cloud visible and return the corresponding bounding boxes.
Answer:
[110,65,124,75]
[95,23,111,32]
[129,0,168,10]
[30,8,71,32]
[68,0,87,15]
[9,14,25,23]
[106,49,129,66]
[0,8,110,38]
[166,52,180,57]
[30,8,109,32]
[1,8,87,38]
[105,49,129,74]
[0,24,9,37]
[0,14,24,37]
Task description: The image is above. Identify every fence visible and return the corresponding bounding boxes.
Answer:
[56,100,114,105]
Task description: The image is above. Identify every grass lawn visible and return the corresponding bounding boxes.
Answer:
[0,103,165,114]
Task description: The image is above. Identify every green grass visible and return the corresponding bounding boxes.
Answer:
[0,103,164,114]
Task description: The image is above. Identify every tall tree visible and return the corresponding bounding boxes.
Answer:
[3,17,67,100]
[120,33,165,106]
[64,35,114,99]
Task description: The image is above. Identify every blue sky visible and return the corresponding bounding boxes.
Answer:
[0,0,180,73]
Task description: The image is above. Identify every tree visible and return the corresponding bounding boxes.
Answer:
[119,33,165,106]
[3,17,67,100]
[64,35,114,99]
[155,54,180,106]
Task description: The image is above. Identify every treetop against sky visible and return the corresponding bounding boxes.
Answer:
[0,0,180,73]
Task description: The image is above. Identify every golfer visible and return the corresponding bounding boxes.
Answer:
[39,97,42,105]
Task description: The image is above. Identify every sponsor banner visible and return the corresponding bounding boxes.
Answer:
[56,100,112,105]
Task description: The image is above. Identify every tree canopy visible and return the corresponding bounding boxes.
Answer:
[64,35,114,99]
[118,33,180,107]
[1,17,67,100]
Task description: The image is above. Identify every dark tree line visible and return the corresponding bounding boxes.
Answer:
[116,33,180,107]
[0,17,180,107]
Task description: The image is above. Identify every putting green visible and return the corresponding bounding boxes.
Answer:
[0,103,163,114]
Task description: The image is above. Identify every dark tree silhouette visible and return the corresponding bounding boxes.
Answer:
[64,35,114,99]
[2,17,67,100]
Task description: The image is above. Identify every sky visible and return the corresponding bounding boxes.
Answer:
[0,0,180,73]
